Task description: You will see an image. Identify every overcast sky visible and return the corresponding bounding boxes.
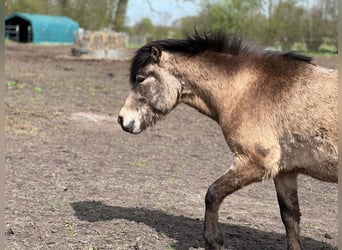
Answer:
[126,0,202,26]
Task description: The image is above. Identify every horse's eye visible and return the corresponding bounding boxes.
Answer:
[136,75,146,83]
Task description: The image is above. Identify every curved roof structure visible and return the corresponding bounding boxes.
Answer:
[5,12,79,44]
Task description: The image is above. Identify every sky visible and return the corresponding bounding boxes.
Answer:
[125,0,316,27]
[126,0,202,26]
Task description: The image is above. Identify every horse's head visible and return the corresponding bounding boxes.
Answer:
[118,45,182,134]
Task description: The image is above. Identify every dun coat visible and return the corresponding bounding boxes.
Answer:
[118,31,338,250]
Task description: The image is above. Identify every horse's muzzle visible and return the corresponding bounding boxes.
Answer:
[117,115,135,133]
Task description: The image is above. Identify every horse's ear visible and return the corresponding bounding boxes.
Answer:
[150,45,161,62]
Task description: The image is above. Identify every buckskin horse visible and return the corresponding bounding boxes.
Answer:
[117,31,338,250]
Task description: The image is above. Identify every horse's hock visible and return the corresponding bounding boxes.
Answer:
[72,30,130,60]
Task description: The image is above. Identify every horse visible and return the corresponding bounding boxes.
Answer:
[117,31,338,250]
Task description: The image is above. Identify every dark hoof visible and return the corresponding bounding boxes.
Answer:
[204,230,224,250]
[205,243,225,250]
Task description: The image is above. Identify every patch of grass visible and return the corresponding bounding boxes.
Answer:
[63,81,76,95]
[33,86,42,93]
[119,226,127,235]
[203,121,214,129]
[50,201,58,211]
[88,85,96,96]
[301,222,313,229]
[85,80,97,96]
[130,159,149,168]
[146,183,156,193]
[5,114,38,135]
[153,142,177,152]
[7,81,28,93]
[7,81,17,88]
[5,104,53,135]
[7,80,44,94]
[64,220,78,237]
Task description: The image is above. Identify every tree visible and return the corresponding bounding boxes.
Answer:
[134,18,155,36]
[5,0,48,15]
[5,0,120,31]
[182,0,266,42]
[268,0,307,50]
[304,0,337,51]
[113,0,128,31]
[176,16,201,36]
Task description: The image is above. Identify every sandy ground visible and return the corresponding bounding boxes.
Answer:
[5,43,338,249]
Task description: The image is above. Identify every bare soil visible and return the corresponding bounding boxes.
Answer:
[5,43,338,250]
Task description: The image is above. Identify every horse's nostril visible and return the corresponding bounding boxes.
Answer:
[118,115,136,133]
[117,116,123,126]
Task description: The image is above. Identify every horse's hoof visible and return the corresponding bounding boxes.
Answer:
[204,230,224,250]
[205,242,225,250]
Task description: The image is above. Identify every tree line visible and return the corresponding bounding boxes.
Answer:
[176,0,337,52]
[5,0,337,52]
[5,0,127,31]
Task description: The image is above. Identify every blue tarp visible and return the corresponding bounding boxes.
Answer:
[5,12,79,44]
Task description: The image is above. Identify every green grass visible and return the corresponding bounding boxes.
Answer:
[7,80,27,90]
[5,114,38,135]
[50,201,58,211]
[64,220,78,237]
[33,86,42,93]
[7,80,44,94]
[305,52,338,57]
[130,159,149,168]
[127,43,142,49]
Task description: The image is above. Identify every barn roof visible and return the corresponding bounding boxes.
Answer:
[5,12,79,44]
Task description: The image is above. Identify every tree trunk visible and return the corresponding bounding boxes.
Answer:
[113,0,128,31]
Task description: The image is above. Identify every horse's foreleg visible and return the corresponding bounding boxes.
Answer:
[274,172,302,250]
[203,158,266,250]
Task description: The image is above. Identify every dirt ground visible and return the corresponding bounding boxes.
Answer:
[5,43,338,250]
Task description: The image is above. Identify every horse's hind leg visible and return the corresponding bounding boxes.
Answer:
[203,158,266,250]
[274,172,302,250]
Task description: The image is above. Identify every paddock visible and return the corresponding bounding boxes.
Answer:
[5,43,338,249]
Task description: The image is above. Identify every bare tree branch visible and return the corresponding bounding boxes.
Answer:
[146,0,163,14]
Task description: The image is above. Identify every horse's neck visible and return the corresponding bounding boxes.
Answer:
[175,54,252,122]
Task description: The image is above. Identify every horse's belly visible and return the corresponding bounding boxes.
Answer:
[279,139,338,183]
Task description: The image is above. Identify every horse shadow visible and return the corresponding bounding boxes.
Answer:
[71,201,335,250]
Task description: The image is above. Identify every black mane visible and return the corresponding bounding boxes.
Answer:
[148,31,246,56]
[130,31,312,83]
